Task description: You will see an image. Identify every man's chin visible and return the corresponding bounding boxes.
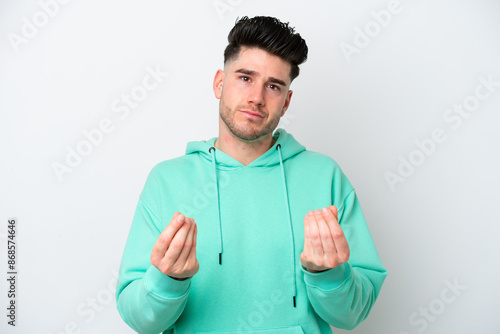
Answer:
[220,111,278,142]
[233,132,263,142]
[230,126,269,142]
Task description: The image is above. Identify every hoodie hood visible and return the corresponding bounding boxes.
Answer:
[184,128,304,308]
[185,128,306,169]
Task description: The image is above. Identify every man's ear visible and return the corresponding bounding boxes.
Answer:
[213,69,225,99]
[281,90,293,117]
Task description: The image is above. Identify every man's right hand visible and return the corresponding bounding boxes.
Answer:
[151,212,199,280]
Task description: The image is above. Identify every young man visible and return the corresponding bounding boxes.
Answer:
[116,16,387,333]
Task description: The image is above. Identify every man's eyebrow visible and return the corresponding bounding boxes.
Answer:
[235,68,257,76]
[268,76,287,87]
[235,68,287,87]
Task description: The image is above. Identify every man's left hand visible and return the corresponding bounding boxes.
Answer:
[300,206,350,273]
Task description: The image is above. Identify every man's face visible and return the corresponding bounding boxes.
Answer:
[213,46,293,142]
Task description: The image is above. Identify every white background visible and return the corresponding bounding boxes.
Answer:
[1,0,499,333]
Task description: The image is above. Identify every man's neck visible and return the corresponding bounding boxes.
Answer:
[214,128,275,166]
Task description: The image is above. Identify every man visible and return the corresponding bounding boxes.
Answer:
[116,16,387,333]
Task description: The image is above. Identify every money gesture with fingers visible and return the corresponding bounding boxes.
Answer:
[300,206,350,273]
[151,212,199,280]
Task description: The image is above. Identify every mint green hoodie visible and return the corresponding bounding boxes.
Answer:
[116,129,387,333]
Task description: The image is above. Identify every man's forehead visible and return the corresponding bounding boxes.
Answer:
[226,47,292,84]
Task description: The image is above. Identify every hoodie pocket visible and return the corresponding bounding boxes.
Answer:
[195,325,304,333]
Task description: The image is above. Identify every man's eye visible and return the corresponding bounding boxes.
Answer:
[241,76,250,81]
[268,84,279,91]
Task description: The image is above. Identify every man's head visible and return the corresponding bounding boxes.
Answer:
[224,16,308,82]
[213,16,308,143]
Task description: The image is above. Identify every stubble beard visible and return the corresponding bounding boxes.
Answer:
[219,99,281,142]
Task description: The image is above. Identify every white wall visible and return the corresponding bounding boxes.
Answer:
[1,0,499,333]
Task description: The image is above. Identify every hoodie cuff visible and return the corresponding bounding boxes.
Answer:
[302,262,352,291]
[144,265,191,299]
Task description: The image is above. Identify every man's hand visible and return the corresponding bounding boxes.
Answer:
[300,206,350,273]
[151,212,199,280]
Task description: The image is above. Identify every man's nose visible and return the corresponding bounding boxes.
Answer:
[247,84,265,106]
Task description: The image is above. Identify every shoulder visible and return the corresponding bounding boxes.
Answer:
[292,149,343,171]
[145,154,199,182]
[293,150,354,194]
[152,155,194,171]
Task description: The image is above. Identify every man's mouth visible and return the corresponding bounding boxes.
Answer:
[239,110,264,119]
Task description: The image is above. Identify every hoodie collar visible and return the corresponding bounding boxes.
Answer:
[185,128,305,169]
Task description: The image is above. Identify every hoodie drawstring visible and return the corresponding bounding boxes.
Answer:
[276,144,298,308]
[209,146,223,265]
[208,144,297,308]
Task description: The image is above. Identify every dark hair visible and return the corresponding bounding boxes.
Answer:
[224,16,308,82]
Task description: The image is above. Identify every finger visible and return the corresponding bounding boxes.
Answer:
[303,212,313,254]
[329,205,338,220]
[301,212,316,268]
[317,208,336,257]
[324,206,349,263]
[154,213,185,252]
[160,218,192,268]
[308,210,324,257]
[332,231,350,263]
[151,213,186,262]
[188,222,198,262]
[323,206,341,241]
[173,218,195,268]
[323,206,340,237]
[185,222,199,275]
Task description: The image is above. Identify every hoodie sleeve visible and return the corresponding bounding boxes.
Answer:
[302,174,387,330]
[116,167,190,334]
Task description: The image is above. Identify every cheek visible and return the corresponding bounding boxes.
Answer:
[270,95,288,110]
[223,85,243,104]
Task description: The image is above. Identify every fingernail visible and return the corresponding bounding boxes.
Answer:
[322,207,329,214]
[308,211,314,216]
[315,209,321,215]
[177,214,184,222]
